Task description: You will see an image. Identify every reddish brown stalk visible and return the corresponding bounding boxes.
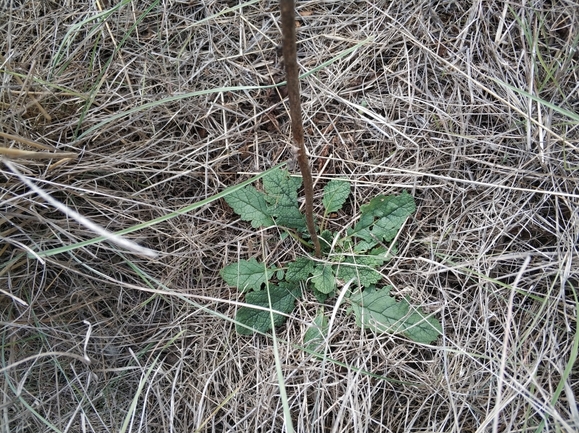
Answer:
[280,0,321,257]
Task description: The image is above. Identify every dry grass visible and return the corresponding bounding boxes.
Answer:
[1,0,578,432]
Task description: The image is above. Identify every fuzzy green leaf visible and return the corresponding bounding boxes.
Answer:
[335,250,387,287]
[349,286,441,344]
[354,240,398,256]
[220,258,276,293]
[349,192,416,243]
[262,168,306,230]
[224,186,274,228]
[271,205,306,230]
[336,263,381,287]
[286,257,314,282]
[304,309,329,350]
[312,264,336,294]
[236,282,300,335]
[323,180,351,214]
[262,167,302,201]
[312,287,331,303]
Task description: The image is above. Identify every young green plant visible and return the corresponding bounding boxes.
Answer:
[221,168,442,344]
[221,1,440,345]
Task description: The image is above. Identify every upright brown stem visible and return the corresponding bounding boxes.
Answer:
[280,0,321,257]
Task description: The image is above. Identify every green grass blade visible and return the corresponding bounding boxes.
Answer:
[31,162,286,258]
[533,282,579,433]
[264,263,295,433]
[50,0,132,78]
[489,76,579,122]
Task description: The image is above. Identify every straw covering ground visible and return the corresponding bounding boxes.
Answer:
[1,0,578,432]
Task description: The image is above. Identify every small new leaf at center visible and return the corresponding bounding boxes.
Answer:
[323,180,351,215]
[312,264,336,294]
